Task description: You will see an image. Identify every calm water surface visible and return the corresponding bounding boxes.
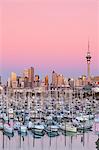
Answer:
[0,128,98,150]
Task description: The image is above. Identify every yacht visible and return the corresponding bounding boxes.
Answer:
[32,123,45,136]
[59,123,77,133]
[45,124,59,137]
[18,125,27,133]
[4,124,14,134]
[27,121,33,130]
[0,122,3,130]
[8,108,14,119]
[94,114,99,123]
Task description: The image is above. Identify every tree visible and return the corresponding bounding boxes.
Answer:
[96,137,99,150]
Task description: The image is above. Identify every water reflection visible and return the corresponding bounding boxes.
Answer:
[0,130,98,150]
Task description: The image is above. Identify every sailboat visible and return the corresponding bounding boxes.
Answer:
[32,122,45,136]
[4,124,14,134]
[18,125,27,133]
[0,122,3,130]
[59,122,77,134]
[94,114,99,123]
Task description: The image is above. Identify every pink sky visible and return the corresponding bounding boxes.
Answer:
[0,0,99,80]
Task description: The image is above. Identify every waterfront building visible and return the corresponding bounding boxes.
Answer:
[40,79,47,91]
[35,75,39,82]
[17,76,25,88]
[35,75,40,87]
[24,77,29,88]
[74,75,87,88]
[0,85,3,94]
[82,75,87,86]
[68,78,75,89]
[92,76,99,85]
[11,81,18,89]
[75,78,80,87]
[64,78,69,87]
[17,76,21,87]
[7,78,10,88]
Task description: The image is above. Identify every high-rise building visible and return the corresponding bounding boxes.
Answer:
[86,41,91,83]
[10,72,17,81]
[64,78,69,87]
[28,67,34,88]
[10,72,17,88]
[68,78,74,88]
[82,75,87,86]
[45,75,48,85]
[35,75,40,87]
[28,67,34,83]
[75,77,83,87]
[35,75,39,82]
[23,69,28,78]
[24,77,29,88]
[17,76,21,87]
[45,75,49,90]
[74,75,87,87]
[23,67,34,88]
[17,76,25,88]
[52,71,58,87]
[57,74,64,87]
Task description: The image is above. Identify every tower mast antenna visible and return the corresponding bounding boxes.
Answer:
[86,39,91,83]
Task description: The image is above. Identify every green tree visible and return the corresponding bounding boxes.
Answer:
[96,138,99,150]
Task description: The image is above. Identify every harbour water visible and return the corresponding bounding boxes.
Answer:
[0,125,98,150]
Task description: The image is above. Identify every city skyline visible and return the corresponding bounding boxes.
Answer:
[0,0,99,81]
[0,1,99,150]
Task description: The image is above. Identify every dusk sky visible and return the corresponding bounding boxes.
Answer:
[0,0,99,81]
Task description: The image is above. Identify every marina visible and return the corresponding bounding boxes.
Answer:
[0,87,99,150]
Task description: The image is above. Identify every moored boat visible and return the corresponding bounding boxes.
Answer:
[0,122,3,130]
[94,114,99,123]
[45,124,59,137]
[4,124,14,134]
[27,121,33,130]
[32,123,45,136]
[60,123,77,134]
[18,125,27,134]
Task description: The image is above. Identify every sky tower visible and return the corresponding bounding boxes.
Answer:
[86,40,92,83]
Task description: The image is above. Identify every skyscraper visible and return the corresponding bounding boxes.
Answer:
[57,74,64,87]
[10,72,17,88]
[10,72,17,81]
[45,75,49,90]
[28,67,34,87]
[52,71,58,87]
[23,67,34,88]
[23,69,28,78]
